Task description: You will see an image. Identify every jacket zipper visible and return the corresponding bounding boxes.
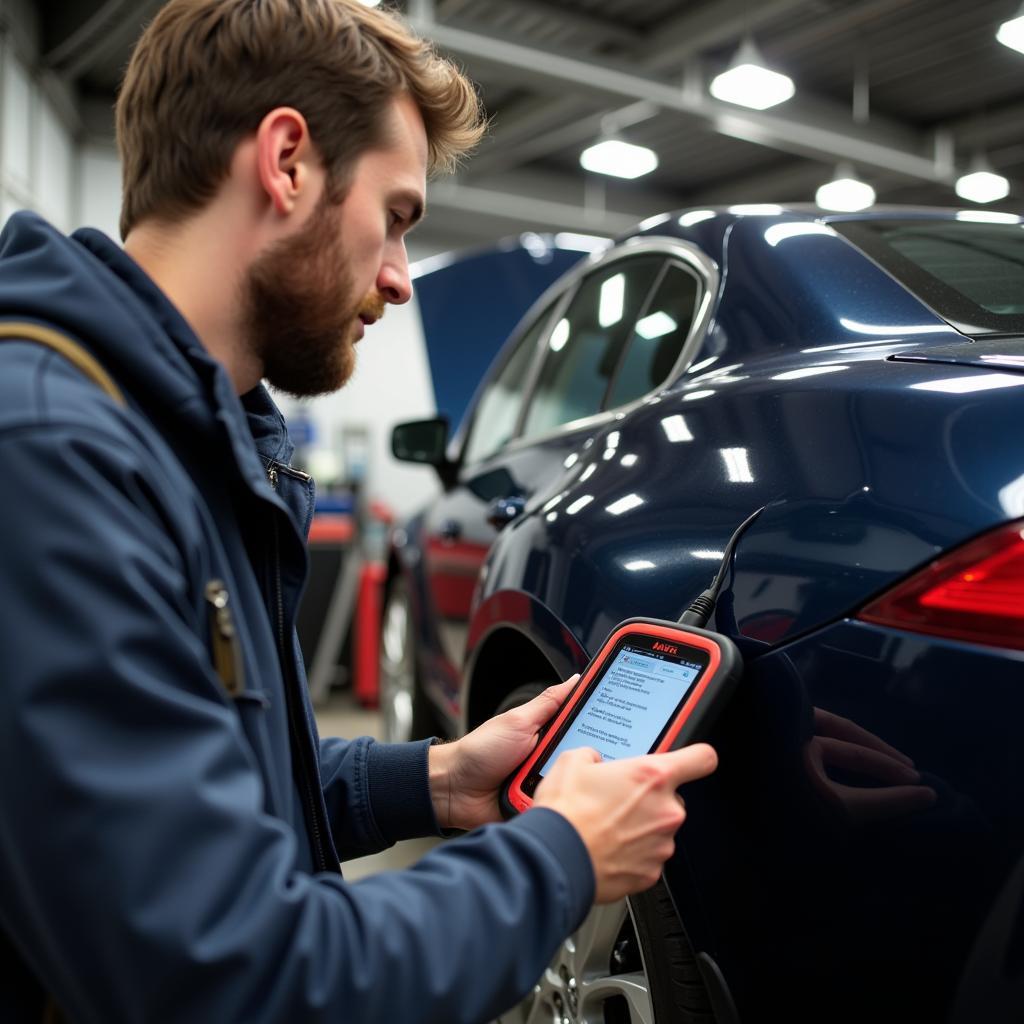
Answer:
[266,460,311,490]
[204,579,244,697]
[270,512,332,874]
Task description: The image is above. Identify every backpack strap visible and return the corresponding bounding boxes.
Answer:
[0,321,125,407]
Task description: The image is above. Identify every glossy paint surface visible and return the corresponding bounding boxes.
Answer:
[392,208,1024,1020]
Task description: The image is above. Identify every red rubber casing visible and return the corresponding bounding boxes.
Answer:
[500,618,742,817]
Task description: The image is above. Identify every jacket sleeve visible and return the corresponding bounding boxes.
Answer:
[0,421,594,1024]
[319,733,444,859]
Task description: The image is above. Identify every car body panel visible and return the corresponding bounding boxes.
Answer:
[390,207,1024,1020]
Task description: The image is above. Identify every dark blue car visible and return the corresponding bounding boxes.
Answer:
[383,207,1024,1023]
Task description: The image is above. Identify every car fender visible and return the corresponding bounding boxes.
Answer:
[461,588,589,731]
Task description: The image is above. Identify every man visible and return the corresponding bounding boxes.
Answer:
[0,2,717,1021]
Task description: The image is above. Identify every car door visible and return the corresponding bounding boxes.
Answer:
[420,250,691,710]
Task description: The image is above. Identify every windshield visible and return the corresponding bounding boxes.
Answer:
[833,218,1024,335]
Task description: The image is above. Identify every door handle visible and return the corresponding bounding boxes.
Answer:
[487,495,526,530]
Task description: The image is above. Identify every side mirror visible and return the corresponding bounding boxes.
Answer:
[391,418,457,486]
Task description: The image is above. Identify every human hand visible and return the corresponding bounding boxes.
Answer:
[533,743,718,904]
[803,707,937,825]
[428,676,579,831]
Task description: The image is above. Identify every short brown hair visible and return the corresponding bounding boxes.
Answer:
[115,0,484,239]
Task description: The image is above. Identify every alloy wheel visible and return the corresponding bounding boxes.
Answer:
[495,899,654,1024]
[379,588,415,744]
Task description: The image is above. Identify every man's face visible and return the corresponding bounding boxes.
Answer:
[246,93,427,398]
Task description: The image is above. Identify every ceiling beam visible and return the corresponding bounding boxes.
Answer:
[413,18,950,184]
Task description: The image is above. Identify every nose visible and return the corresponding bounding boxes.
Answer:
[377,242,412,305]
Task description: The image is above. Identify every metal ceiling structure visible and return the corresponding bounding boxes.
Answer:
[24,0,1024,254]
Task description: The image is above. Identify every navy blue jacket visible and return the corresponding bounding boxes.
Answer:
[0,213,594,1023]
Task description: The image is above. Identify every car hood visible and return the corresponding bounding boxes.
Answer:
[890,336,1024,372]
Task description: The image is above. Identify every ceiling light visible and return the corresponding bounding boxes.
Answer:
[606,493,645,516]
[660,415,693,443]
[720,447,754,483]
[956,157,1010,204]
[580,139,658,179]
[815,166,876,212]
[997,8,1024,54]
[710,38,795,111]
[910,374,1024,395]
[549,318,570,352]
[635,311,677,340]
[624,559,656,572]
[955,210,1021,224]
[679,209,715,227]
[599,274,625,327]
[566,495,595,515]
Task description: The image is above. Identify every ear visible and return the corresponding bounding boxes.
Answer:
[255,107,318,216]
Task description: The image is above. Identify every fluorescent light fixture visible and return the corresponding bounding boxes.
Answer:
[683,389,716,401]
[519,232,551,260]
[599,274,625,327]
[550,318,571,352]
[764,222,836,246]
[815,167,876,212]
[721,447,754,483]
[580,139,658,179]
[566,495,595,515]
[606,431,620,449]
[635,310,678,340]
[771,364,849,381]
[691,549,726,560]
[546,512,558,523]
[839,317,948,336]
[580,463,597,481]
[687,355,719,374]
[728,203,785,215]
[542,493,564,512]
[555,232,612,252]
[997,11,1024,54]
[710,39,794,110]
[563,452,579,468]
[620,454,639,467]
[679,209,716,227]
[624,559,656,571]
[998,473,1024,517]
[606,493,645,516]
[639,212,672,231]
[955,210,1021,224]
[603,447,616,461]
[910,373,1024,394]
[660,415,694,443]
[956,169,1010,205]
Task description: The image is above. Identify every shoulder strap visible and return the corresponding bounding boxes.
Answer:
[0,321,125,407]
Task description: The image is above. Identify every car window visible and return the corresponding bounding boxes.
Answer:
[605,263,701,409]
[520,257,664,440]
[461,303,553,465]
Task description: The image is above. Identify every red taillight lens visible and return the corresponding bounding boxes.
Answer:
[858,520,1024,651]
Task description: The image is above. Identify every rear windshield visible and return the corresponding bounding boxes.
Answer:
[833,218,1024,335]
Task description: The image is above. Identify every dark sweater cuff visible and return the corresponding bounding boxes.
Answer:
[505,807,596,932]
[365,738,439,844]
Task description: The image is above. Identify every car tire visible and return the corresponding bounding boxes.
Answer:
[494,879,714,1024]
[379,576,439,742]
[490,680,717,1021]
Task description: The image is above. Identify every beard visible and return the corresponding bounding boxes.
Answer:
[244,195,384,398]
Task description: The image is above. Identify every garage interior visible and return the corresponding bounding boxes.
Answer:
[1,3,1022,1020]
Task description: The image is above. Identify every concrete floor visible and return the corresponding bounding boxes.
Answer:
[315,690,442,879]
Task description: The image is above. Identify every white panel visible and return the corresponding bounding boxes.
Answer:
[2,52,32,189]
[78,143,122,240]
[36,97,72,229]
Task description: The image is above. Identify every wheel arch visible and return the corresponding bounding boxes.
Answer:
[462,590,589,731]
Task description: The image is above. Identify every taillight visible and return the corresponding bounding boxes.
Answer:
[858,519,1024,651]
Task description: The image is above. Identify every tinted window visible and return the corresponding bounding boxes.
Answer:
[834,219,1024,334]
[606,264,700,408]
[520,258,664,440]
[462,304,551,465]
